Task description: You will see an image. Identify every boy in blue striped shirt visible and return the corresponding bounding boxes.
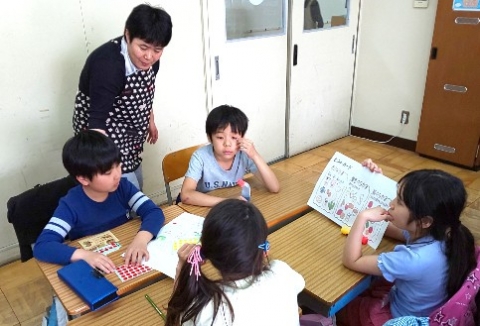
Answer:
[34,130,164,273]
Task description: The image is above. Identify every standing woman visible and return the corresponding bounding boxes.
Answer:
[73,4,172,189]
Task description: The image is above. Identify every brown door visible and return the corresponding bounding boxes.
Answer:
[416,1,480,169]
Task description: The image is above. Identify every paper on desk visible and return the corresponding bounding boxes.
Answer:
[145,212,204,278]
[307,152,397,249]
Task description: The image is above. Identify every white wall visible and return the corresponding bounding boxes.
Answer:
[0,0,208,265]
[351,0,438,141]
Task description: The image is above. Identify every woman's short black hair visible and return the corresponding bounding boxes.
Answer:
[125,4,172,47]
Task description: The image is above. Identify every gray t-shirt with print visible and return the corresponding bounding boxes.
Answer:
[185,144,258,193]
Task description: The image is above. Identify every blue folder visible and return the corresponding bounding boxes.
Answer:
[57,259,119,311]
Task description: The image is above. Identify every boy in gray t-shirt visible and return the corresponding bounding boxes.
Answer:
[180,105,280,207]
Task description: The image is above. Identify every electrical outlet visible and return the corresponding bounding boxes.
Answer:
[413,0,428,8]
[400,110,410,124]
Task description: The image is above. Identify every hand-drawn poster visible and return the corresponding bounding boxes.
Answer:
[144,212,204,278]
[307,152,397,249]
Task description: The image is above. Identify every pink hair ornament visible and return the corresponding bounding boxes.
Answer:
[187,245,203,281]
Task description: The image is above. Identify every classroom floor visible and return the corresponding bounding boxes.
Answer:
[1,136,479,326]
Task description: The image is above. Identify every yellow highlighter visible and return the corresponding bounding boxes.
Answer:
[145,294,166,321]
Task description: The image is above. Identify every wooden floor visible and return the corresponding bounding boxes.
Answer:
[1,136,479,325]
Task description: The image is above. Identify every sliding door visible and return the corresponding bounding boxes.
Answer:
[288,0,360,155]
[205,0,288,162]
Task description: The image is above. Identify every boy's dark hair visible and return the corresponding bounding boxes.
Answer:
[62,130,121,180]
[205,105,249,138]
[167,199,269,325]
[398,169,476,297]
[125,4,172,47]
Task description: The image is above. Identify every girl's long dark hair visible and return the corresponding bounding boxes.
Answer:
[166,199,269,325]
[398,170,476,297]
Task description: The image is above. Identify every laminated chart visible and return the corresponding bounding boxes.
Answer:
[307,152,397,249]
[144,212,204,278]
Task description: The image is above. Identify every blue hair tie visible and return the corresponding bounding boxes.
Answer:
[258,240,270,253]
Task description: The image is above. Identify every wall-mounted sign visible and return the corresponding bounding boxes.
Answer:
[453,0,480,11]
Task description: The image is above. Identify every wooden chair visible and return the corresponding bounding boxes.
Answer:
[162,144,204,205]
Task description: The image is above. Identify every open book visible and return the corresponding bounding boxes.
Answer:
[307,152,397,249]
[145,212,204,279]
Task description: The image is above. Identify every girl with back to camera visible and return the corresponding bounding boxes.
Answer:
[338,160,478,325]
[166,199,305,325]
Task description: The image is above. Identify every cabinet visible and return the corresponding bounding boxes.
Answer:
[416,1,480,169]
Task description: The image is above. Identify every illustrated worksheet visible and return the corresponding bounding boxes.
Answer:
[307,152,397,249]
[78,231,121,255]
[145,212,204,278]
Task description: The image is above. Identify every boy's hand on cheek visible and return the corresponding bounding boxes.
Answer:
[238,138,258,159]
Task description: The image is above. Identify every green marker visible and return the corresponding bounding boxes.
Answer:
[145,294,166,321]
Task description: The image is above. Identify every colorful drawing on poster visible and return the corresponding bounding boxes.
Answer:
[307,152,397,249]
[144,212,204,279]
[173,238,201,251]
[334,176,370,225]
[361,188,392,245]
[310,157,353,215]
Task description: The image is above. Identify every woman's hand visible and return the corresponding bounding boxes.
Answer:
[147,120,159,144]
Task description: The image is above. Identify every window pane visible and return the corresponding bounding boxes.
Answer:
[226,0,285,40]
[304,0,348,31]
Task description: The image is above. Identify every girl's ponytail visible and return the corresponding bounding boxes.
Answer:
[166,249,233,326]
[445,223,476,297]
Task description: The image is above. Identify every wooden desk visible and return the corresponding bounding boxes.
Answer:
[36,205,184,317]
[68,278,174,325]
[179,172,314,231]
[268,210,397,317]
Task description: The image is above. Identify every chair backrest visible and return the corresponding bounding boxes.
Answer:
[7,176,78,261]
[162,144,204,205]
[429,246,480,326]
